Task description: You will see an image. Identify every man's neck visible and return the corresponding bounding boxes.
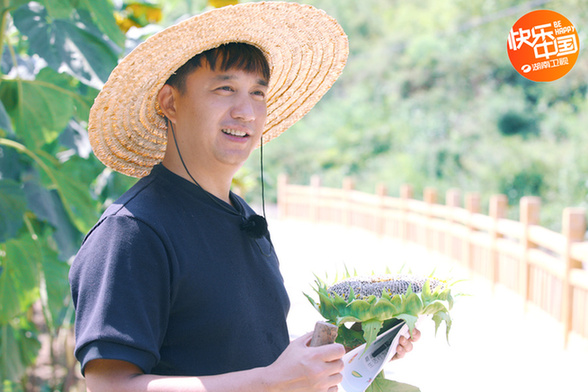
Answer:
[161,157,236,204]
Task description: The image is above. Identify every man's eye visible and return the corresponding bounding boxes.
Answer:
[252,90,266,98]
[217,86,234,92]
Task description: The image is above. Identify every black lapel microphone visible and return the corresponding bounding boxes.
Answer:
[240,214,269,239]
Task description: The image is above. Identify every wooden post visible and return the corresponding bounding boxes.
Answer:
[342,177,354,227]
[277,174,289,220]
[445,189,461,261]
[520,196,540,308]
[424,187,438,251]
[562,207,586,347]
[465,192,481,272]
[400,184,413,243]
[376,183,388,236]
[310,175,321,223]
[489,194,507,291]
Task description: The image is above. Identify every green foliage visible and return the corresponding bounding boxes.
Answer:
[497,111,539,137]
[0,0,141,389]
[243,0,588,231]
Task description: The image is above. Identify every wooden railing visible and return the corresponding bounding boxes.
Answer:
[277,174,588,346]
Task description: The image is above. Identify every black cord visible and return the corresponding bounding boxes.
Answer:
[260,135,266,219]
[169,119,205,191]
[168,119,269,240]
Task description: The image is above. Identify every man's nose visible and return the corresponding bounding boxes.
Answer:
[231,94,256,122]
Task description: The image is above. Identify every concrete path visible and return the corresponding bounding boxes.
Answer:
[269,217,588,392]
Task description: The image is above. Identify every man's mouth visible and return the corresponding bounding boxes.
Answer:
[222,128,248,137]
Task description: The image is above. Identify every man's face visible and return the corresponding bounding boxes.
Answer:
[170,62,268,172]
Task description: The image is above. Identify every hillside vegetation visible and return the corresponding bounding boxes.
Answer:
[242,0,588,230]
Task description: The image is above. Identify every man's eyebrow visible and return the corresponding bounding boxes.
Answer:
[213,74,269,87]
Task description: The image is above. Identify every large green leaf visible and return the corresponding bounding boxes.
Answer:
[0,323,41,383]
[36,153,99,234]
[0,180,26,242]
[0,142,27,181]
[40,252,71,331]
[0,235,40,324]
[24,180,81,260]
[0,68,76,149]
[72,85,100,124]
[12,3,120,89]
[77,0,126,47]
[40,0,73,19]
[30,229,71,332]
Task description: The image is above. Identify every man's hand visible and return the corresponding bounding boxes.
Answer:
[265,332,345,392]
[392,328,421,360]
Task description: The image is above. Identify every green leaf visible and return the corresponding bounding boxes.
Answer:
[361,319,383,351]
[12,3,120,89]
[38,234,70,331]
[0,68,76,149]
[335,324,365,351]
[395,313,418,333]
[36,153,99,234]
[366,371,421,392]
[0,142,26,181]
[432,310,452,342]
[0,323,41,382]
[304,292,320,312]
[0,180,26,242]
[23,181,81,260]
[78,0,126,47]
[421,300,449,316]
[0,235,40,323]
[72,85,99,123]
[41,0,74,19]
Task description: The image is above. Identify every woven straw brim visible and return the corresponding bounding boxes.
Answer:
[88,1,348,178]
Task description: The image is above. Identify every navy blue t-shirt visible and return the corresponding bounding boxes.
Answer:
[69,164,291,376]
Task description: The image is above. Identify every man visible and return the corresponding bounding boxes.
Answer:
[70,3,417,391]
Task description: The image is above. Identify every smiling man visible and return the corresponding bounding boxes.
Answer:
[159,44,270,202]
[69,3,416,392]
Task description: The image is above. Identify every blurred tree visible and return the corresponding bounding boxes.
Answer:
[0,1,163,390]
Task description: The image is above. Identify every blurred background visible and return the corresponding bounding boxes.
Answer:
[0,0,586,390]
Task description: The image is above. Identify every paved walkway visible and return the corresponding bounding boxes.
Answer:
[269,217,588,392]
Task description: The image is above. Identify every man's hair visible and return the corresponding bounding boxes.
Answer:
[166,42,270,94]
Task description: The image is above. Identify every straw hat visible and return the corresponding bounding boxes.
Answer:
[88,1,348,178]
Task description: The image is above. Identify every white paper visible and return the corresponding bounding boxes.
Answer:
[340,320,409,392]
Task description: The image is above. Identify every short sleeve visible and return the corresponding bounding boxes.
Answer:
[69,215,173,375]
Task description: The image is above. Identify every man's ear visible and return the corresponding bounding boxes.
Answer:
[158,84,177,122]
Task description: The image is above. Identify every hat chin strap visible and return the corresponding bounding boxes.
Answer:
[167,118,269,240]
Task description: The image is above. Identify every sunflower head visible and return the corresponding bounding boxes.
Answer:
[305,272,458,351]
